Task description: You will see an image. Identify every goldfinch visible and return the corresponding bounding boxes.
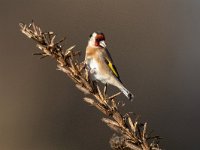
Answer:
[85,32,134,100]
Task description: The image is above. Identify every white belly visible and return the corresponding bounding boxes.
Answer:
[88,59,108,83]
[89,59,99,72]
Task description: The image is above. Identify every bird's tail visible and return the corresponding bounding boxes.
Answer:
[110,79,134,101]
[121,86,134,101]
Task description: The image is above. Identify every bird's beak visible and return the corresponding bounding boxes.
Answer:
[99,40,106,48]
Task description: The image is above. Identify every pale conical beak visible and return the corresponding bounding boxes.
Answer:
[99,41,106,48]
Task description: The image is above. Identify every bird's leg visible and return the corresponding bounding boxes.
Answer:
[91,80,98,94]
[103,83,108,98]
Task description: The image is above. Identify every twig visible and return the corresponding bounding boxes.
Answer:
[19,22,162,150]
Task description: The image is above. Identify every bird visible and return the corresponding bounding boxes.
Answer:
[85,31,134,100]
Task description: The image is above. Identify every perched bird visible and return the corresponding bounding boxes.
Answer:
[85,32,134,100]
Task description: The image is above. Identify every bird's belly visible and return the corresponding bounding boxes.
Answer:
[89,59,99,71]
[88,59,109,83]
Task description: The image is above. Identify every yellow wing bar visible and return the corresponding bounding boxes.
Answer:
[105,57,119,78]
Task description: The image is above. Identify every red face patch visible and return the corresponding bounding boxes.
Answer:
[95,34,105,46]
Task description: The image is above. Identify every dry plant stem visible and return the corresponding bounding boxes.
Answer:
[19,22,161,150]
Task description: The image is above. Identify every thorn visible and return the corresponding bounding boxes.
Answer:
[67,45,76,51]
[28,21,33,28]
[19,22,24,29]
[108,92,121,100]
[76,84,90,94]
[50,35,56,45]
[48,31,54,35]
[55,37,66,45]
[22,24,27,31]
[96,84,104,99]
[40,55,48,59]
[38,27,42,35]
[33,52,44,55]
[83,97,95,105]
[32,22,36,34]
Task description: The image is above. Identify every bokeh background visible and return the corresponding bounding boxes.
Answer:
[0,0,200,149]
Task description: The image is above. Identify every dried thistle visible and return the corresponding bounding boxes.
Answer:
[19,21,162,150]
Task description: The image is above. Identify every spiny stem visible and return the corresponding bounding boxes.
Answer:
[19,22,161,150]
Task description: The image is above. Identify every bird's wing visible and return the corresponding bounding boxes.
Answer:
[104,48,122,82]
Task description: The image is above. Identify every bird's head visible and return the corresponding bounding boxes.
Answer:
[88,32,106,48]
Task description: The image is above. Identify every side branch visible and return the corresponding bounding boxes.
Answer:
[19,22,161,150]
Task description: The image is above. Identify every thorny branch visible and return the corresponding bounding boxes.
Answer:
[19,22,161,150]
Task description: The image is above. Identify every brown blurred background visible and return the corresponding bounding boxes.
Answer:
[0,0,200,149]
